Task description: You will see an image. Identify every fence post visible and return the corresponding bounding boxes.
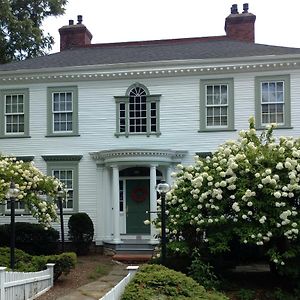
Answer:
[0,267,7,300]
[126,266,139,278]
[46,264,55,287]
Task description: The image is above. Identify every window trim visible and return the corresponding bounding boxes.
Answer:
[114,83,161,137]
[199,78,235,132]
[255,75,291,129]
[47,86,79,137]
[42,155,82,214]
[0,88,30,138]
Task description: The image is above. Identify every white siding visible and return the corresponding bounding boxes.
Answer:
[1,69,300,241]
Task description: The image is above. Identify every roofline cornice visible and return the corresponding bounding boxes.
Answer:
[1,54,300,84]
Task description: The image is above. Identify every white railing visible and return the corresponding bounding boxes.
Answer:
[99,266,139,300]
[0,263,55,300]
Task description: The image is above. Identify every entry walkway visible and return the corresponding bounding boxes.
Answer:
[56,264,128,300]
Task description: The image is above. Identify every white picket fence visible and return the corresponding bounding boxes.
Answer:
[99,266,139,300]
[0,263,55,300]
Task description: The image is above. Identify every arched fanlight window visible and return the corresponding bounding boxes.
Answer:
[115,83,161,137]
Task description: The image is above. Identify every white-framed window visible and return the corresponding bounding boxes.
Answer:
[5,93,25,134]
[115,83,161,137]
[6,201,25,212]
[47,86,78,136]
[200,78,234,131]
[52,169,74,210]
[0,89,29,138]
[52,92,73,132]
[42,155,82,213]
[255,75,291,128]
[206,84,228,127]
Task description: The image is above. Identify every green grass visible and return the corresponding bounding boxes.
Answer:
[88,264,112,280]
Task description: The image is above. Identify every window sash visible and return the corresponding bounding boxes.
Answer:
[52,92,73,133]
[205,84,228,127]
[52,169,74,210]
[260,81,285,125]
[4,94,25,134]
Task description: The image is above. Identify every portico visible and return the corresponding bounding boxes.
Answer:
[90,149,186,245]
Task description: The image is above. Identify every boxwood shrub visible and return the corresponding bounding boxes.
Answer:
[121,264,229,300]
[0,222,59,255]
[0,247,76,281]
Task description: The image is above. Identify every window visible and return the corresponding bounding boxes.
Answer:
[47,86,78,136]
[42,155,82,213]
[115,83,161,137]
[119,180,124,212]
[0,89,29,138]
[255,75,291,128]
[200,79,234,131]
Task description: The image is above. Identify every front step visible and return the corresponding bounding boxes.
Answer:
[112,253,152,264]
[103,239,157,257]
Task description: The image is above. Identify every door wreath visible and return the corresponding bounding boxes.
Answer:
[131,187,148,203]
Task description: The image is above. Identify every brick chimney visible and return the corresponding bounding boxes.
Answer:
[225,3,256,43]
[59,15,93,51]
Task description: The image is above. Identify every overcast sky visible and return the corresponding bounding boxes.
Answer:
[43,0,300,53]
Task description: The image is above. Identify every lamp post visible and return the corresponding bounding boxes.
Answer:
[6,181,19,270]
[156,180,170,266]
[57,187,65,252]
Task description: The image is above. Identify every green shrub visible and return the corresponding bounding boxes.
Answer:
[68,212,94,255]
[0,222,59,255]
[237,289,256,300]
[121,264,229,300]
[33,252,77,281]
[188,250,220,290]
[0,247,76,281]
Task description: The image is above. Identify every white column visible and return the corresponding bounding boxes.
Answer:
[166,165,173,186]
[112,165,122,243]
[149,164,159,244]
[95,164,104,244]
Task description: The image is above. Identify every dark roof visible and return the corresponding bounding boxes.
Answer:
[2,37,300,72]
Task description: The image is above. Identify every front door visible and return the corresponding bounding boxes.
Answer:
[126,179,150,234]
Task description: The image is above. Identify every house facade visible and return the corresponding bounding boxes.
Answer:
[1,4,300,247]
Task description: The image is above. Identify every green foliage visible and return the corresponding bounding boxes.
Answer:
[0,156,63,227]
[236,289,256,300]
[33,252,77,281]
[0,247,76,281]
[121,264,229,300]
[188,250,220,290]
[161,117,300,282]
[0,0,67,63]
[0,222,59,255]
[68,212,94,255]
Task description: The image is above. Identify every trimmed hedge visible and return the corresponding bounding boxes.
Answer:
[0,222,59,255]
[121,264,229,300]
[0,247,76,281]
[68,213,94,255]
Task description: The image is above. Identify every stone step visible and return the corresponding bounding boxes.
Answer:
[112,253,152,264]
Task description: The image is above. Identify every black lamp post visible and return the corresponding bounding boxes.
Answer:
[57,187,65,252]
[6,181,19,270]
[156,180,170,266]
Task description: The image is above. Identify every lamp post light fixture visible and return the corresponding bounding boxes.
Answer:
[57,186,66,252]
[156,180,170,266]
[6,181,20,270]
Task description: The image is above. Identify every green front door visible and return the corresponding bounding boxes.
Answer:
[126,179,150,234]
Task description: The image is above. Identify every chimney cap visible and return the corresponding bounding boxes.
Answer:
[69,20,74,25]
[77,15,83,24]
[231,4,238,14]
[243,3,249,13]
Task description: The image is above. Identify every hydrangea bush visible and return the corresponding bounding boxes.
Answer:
[164,117,300,271]
[0,156,62,228]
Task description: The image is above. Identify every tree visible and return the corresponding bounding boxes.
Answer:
[0,0,67,64]
[0,155,62,227]
[161,117,300,279]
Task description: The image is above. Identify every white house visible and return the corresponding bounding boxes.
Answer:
[1,3,300,250]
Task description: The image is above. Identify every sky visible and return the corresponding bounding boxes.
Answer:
[42,0,300,53]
